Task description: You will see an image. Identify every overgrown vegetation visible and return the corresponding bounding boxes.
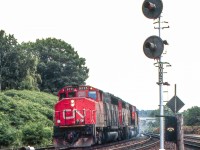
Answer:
[0,90,57,148]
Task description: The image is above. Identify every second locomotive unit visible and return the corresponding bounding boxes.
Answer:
[53,85,139,148]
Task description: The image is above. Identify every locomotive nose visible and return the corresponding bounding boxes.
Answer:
[54,99,77,126]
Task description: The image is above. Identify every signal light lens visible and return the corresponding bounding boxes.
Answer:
[143,35,164,59]
[142,0,163,19]
[145,42,156,50]
[144,2,156,10]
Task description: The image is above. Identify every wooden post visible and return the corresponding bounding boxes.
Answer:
[176,114,184,150]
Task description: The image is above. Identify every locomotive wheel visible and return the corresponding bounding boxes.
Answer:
[97,131,105,145]
[117,130,122,141]
[97,131,103,144]
[123,126,129,139]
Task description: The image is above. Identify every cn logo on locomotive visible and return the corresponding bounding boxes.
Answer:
[63,109,85,119]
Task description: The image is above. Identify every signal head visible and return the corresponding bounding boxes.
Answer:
[142,0,163,19]
[143,35,164,59]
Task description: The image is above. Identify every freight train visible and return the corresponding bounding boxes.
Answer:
[53,85,139,149]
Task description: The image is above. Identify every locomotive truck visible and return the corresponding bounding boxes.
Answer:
[53,85,139,148]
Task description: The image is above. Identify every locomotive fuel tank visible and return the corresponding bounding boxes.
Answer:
[104,131,118,142]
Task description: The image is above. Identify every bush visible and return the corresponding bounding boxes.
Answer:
[0,122,17,146]
[22,122,52,146]
[0,90,57,147]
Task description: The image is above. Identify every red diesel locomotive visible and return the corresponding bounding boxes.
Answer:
[53,85,139,148]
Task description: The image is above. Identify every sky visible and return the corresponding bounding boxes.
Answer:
[1,0,200,111]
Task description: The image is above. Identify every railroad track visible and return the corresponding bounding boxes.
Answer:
[144,133,200,150]
[39,135,159,150]
[184,134,200,149]
[33,134,200,150]
[33,135,155,150]
[91,135,158,150]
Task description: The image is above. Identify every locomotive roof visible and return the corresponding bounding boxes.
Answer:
[59,85,136,107]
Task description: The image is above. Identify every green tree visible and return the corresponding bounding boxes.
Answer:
[21,38,89,94]
[0,30,40,91]
[183,106,200,126]
[0,30,17,91]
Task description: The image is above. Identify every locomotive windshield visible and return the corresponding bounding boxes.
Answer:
[88,91,96,100]
[78,91,86,97]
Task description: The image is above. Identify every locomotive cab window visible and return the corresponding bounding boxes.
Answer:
[59,93,66,100]
[78,91,86,97]
[68,92,76,97]
[88,91,97,100]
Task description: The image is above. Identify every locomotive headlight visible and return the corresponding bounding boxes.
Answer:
[57,120,61,124]
[80,119,84,123]
[71,100,75,107]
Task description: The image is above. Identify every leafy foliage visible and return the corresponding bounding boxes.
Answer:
[1,30,89,93]
[183,106,200,126]
[22,122,52,145]
[20,38,89,94]
[0,30,40,91]
[0,121,17,146]
[0,90,57,148]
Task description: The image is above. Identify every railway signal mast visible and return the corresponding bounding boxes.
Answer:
[142,0,170,149]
